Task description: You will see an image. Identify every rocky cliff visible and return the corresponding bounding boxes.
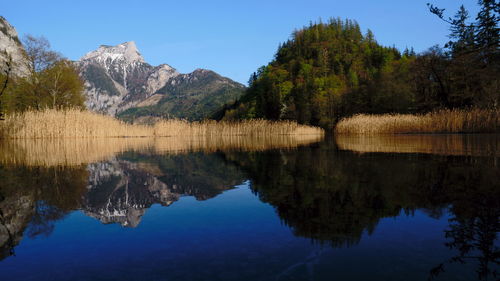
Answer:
[78,42,245,120]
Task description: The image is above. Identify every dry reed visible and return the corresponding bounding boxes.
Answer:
[335,108,500,135]
[153,119,324,137]
[0,109,324,139]
[0,109,151,138]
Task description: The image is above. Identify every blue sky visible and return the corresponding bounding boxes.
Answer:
[3,0,479,84]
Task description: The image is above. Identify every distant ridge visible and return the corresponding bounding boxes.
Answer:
[78,41,245,120]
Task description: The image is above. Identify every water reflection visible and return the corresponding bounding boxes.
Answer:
[83,153,244,227]
[0,135,498,280]
[0,135,323,167]
[0,165,87,260]
[336,134,500,157]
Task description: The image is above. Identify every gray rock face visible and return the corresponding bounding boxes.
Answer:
[0,16,28,77]
[78,42,169,115]
[78,41,245,118]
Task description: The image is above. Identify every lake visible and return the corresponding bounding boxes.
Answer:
[0,135,498,281]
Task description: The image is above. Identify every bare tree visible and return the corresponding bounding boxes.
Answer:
[22,35,61,74]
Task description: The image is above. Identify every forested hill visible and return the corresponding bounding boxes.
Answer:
[217,19,416,128]
[217,15,499,129]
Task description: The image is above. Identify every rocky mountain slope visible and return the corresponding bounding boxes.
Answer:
[0,16,28,77]
[78,41,245,120]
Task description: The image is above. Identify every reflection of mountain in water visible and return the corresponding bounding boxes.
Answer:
[0,139,498,279]
[83,153,244,227]
[84,160,179,227]
[0,152,244,260]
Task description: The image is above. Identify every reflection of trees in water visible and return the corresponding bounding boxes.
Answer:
[430,190,499,281]
[0,152,245,258]
[0,143,497,279]
[0,165,88,260]
[125,152,245,201]
[225,142,499,279]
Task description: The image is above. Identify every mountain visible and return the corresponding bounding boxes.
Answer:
[78,42,245,120]
[0,16,28,77]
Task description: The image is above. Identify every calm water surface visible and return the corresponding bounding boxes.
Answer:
[0,135,498,281]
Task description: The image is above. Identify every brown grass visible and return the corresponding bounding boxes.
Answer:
[0,109,324,139]
[0,135,323,167]
[0,109,151,138]
[335,108,500,135]
[154,119,324,137]
[336,134,500,157]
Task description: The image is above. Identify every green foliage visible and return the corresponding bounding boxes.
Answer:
[118,70,245,121]
[2,59,85,112]
[425,1,499,108]
[221,10,499,128]
[0,36,85,113]
[220,18,415,128]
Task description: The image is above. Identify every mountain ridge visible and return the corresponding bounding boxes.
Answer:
[78,41,245,119]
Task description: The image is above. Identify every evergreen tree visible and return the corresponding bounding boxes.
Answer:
[475,0,499,51]
[448,5,476,55]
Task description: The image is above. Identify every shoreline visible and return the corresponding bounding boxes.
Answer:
[335,109,500,135]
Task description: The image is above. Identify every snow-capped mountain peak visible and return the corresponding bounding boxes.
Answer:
[80,41,145,64]
[78,41,245,118]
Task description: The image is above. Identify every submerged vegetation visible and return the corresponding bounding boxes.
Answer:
[0,108,324,139]
[335,108,500,134]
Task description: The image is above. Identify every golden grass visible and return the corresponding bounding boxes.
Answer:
[154,119,324,137]
[335,134,500,157]
[0,109,151,138]
[335,108,500,135]
[0,135,323,167]
[0,108,324,139]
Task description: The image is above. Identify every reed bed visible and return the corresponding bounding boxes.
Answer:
[336,134,500,157]
[335,108,500,135]
[0,135,323,167]
[153,119,324,137]
[0,109,324,139]
[0,109,151,138]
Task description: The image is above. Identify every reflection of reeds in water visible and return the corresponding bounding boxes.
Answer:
[0,135,324,167]
[336,134,500,157]
[0,138,154,166]
[153,135,324,153]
